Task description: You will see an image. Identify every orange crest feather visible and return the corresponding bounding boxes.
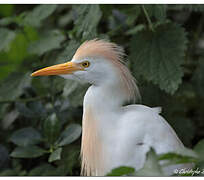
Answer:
[73,39,141,102]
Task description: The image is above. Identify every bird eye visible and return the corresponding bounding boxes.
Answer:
[81,61,90,68]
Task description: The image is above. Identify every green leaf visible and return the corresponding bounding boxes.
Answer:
[24,5,58,27]
[194,139,204,162]
[107,166,135,176]
[168,117,195,146]
[124,5,141,26]
[10,127,42,146]
[130,22,187,94]
[48,147,62,163]
[0,144,9,170]
[0,72,31,101]
[57,40,80,63]
[10,146,45,158]
[28,163,57,176]
[63,80,89,107]
[16,101,47,119]
[57,124,81,146]
[167,4,204,12]
[23,26,39,42]
[7,33,29,63]
[43,113,61,145]
[158,152,197,166]
[72,5,102,39]
[0,5,14,17]
[56,146,80,175]
[143,5,167,22]
[0,28,16,52]
[28,30,66,56]
[153,5,167,22]
[192,58,204,98]
[2,109,19,129]
[125,24,145,35]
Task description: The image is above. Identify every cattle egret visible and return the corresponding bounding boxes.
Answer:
[31,39,192,176]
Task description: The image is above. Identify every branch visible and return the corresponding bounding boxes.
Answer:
[142,5,154,32]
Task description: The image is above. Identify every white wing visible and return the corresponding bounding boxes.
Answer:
[110,104,193,175]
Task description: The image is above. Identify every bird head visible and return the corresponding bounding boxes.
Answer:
[31,39,140,102]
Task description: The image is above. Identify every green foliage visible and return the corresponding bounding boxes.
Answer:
[0,28,16,51]
[72,5,102,40]
[10,127,42,146]
[107,166,135,176]
[130,22,187,94]
[57,124,82,146]
[23,5,58,27]
[49,147,62,163]
[0,5,14,17]
[0,4,204,176]
[10,146,46,158]
[28,30,66,56]
[0,72,31,101]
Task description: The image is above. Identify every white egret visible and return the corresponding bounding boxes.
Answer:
[31,39,192,176]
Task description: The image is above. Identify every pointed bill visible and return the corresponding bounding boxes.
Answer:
[31,62,83,77]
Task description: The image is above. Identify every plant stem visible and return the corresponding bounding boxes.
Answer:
[142,5,154,32]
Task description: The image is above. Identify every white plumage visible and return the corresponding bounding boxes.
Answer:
[31,39,192,176]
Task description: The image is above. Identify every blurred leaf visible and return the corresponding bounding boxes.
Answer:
[153,5,167,22]
[28,163,57,176]
[135,148,164,176]
[168,117,195,147]
[0,16,17,26]
[10,145,45,158]
[57,40,80,63]
[24,5,58,27]
[0,144,9,170]
[0,169,18,176]
[0,72,31,101]
[130,22,187,94]
[194,139,204,162]
[57,124,81,146]
[10,127,42,146]
[107,166,135,176]
[158,153,197,166]
[24,26,39,42]
[167,4,204,12]
[72,4,102,39]
[16,102,36,118]
[43,113,61,145]
[192,58,204,98]
[0,28,16,52]
[63,80,89,107]
[0,5,14,17]
[126,24,145,35]
[16,101,47,119]
[58,11,73,27]
[124,5,141,26]
[28,30,66,56]
[2,109,19,129]
[143,5,167,22]
[48,147,62,163]
[7,33,29,63]
[56,145,80,175]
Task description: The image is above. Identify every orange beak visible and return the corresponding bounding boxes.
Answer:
[31,62,83,77]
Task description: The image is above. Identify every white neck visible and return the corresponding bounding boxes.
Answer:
[81,81,124,176]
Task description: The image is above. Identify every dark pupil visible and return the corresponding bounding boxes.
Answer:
[83,62,87,66]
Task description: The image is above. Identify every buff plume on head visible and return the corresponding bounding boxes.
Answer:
[73,39,141,103]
